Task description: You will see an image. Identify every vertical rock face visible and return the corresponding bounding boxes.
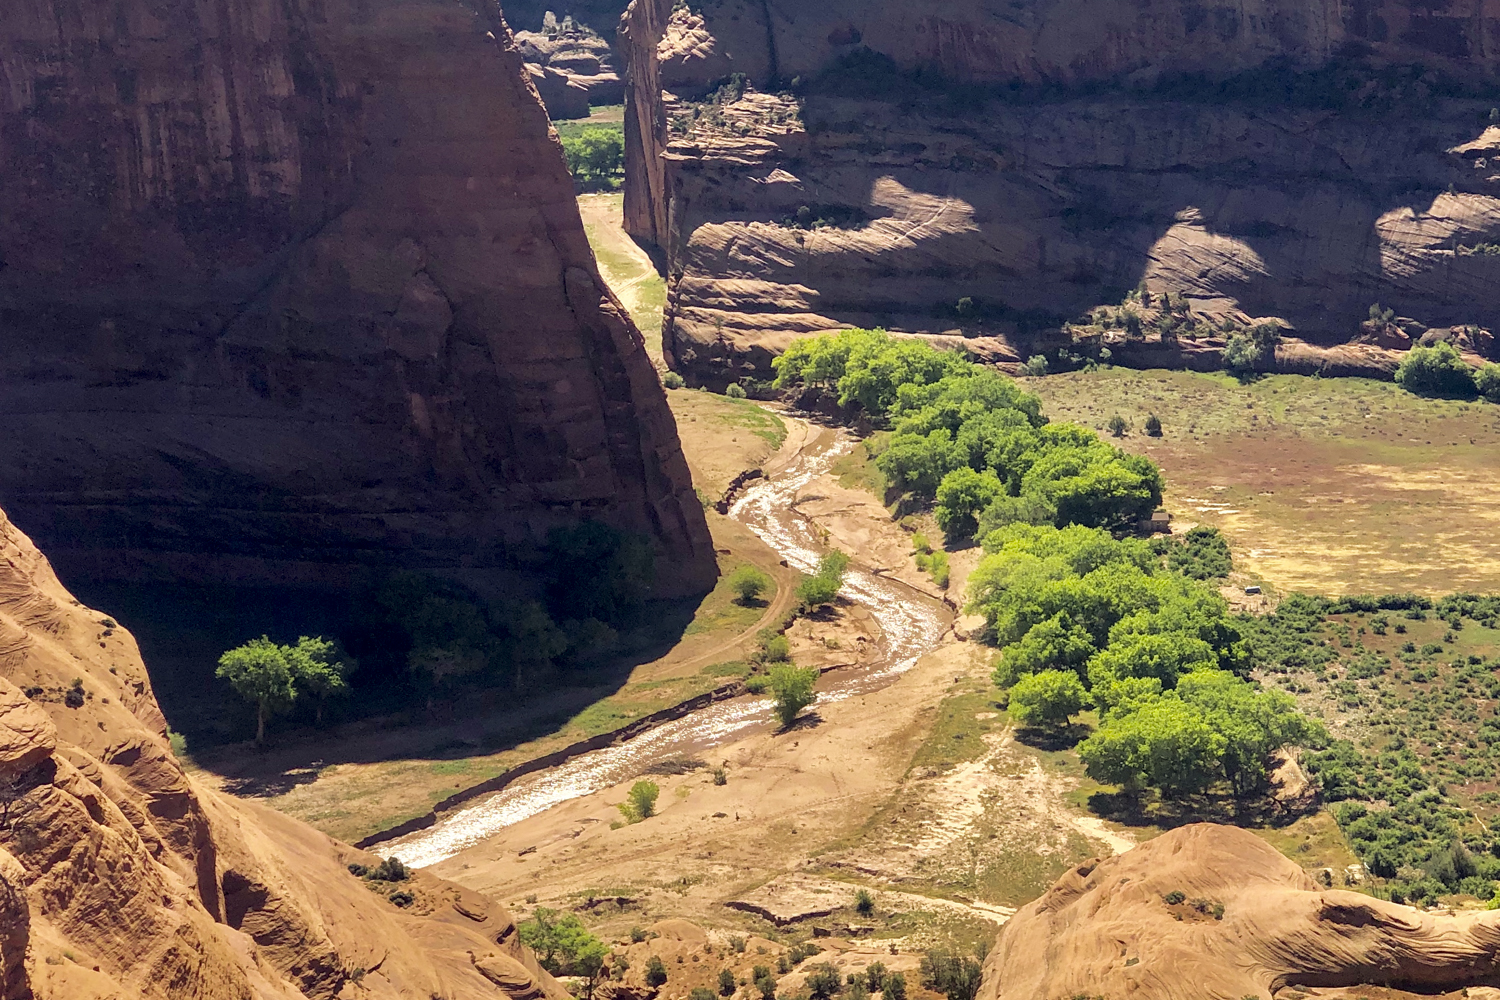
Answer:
[620,0,1500,373]
[0,0,713,594]
[0,505,570,999]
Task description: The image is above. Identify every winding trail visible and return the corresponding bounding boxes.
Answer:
[386,421,952,869]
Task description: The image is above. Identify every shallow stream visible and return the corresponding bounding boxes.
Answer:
[389,426,951,869]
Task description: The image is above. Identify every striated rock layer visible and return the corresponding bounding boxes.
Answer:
[0,0,713,594]
[0,505,569,999]
[983,823,1500,999]
[619,0,1500,382]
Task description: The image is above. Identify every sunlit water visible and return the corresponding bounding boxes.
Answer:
[388,428,951,869]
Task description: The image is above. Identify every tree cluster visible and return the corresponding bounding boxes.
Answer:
[972,524,1323,797]
[519,908,609,997]
[772,330,1164,539]
[1395,341,1500,402]
[216,636,350,743]
[561,128,625,186]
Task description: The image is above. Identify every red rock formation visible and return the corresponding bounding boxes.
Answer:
[983,823,1500,1000]
[619,0,1500,379]
[0,0,713,595]
[0,505,569,999]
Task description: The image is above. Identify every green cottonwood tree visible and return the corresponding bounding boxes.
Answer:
[284,636,350,726]
[1007,669,1089,729]
[217,637,297,745]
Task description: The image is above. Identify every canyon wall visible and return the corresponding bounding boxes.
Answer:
[0,505,565,999]
[0,0,713,595]
[620,0,1500,378]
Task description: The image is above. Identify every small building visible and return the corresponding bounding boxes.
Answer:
[1245,585,1263,596]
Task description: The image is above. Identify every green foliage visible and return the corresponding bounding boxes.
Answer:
[646,955,668,987]
[367,856,410,881]
[1007,669,1089,729]
[1476,363,1500,403]
[729,565,773,605]
[1144,413,1163,437]
[805,963,843,1000]
[545,521,655,626]
[863,963,887,992]
[914,549,950,589]
[218,635,349,742]
[919,950,983,1000]
[1222,322,1282,374]
[855,888,874,915]
[519,908,609,987]
[1107,414,1128,437]
[663,371,686,389]
[725,383,748,399]
[617,780,660,824]
[561,127,625,185]
[798,550,851,607]
[691,989,718,1000]
[720,971,739,998]
[216,637,297,744]
[1022,355,1050,376]
[884,974,906,1000]
[744,674,773,695]
[1395,342,1477,398]
[1161,526,1233,580]
[769,663,819,728]
[934,468,1004,539]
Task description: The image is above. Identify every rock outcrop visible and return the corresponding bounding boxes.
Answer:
[984,823,1500,999]
[619,0,1500,381]
[518,27,625,117]
[0,505,569,999]
[0,0,713,596]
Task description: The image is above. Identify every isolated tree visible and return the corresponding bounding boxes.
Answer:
[520,908,609,995]
[217,637,297,745]
[1007,669,1089,729]
[284,635,350,726]
[645,956,669,987]
[1107,414,1129,438]
[720,969,738,996]
[798,550,851,608]
[729,565,772,605]
[617,780,660,824]
[1144,413,1162,437]
[768,663,819,729]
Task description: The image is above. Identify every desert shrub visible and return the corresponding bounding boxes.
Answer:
[719,970,738,996]
[1162,526,1233,579]
[769,663,819,728]
[713,767,729,786]
[368,856,410,881]
[864,963,887,992]
[805,963,844,1000]
[855,888,874,915]
[1144,413,1162,437]
[1022,355,1050,376]
[883,974,906,1000]
[1164,890,1186,905]
[663,371,686,389]
[1107,414,1128,437]
[1395,342,1477,398]
[729,565,773,605]
[745,675,773,694]
[1222,322,1282,375]
[388,889,415,907]
[631,927,649,944]
[646,955,668,987]
[1007,669,1089,728]
[725,383,748,399]
[617,780,660,823]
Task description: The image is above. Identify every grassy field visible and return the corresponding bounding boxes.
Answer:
[555,104,624,139]
[1023,369,1500,595]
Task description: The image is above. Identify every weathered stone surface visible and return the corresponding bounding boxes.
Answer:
[0,504,570,999]
[620,0,1500,379]
[0,0,713,596]
[518,28,625,114]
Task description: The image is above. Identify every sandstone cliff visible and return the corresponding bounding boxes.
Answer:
[619,0,1500,381]
[0,505,567,999]
[0,0,713,595]
[983,823,1500,999]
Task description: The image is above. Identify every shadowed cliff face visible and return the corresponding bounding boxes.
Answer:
[619,0,1500,379]
[0,505,569,999]
[0,0,713,594]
